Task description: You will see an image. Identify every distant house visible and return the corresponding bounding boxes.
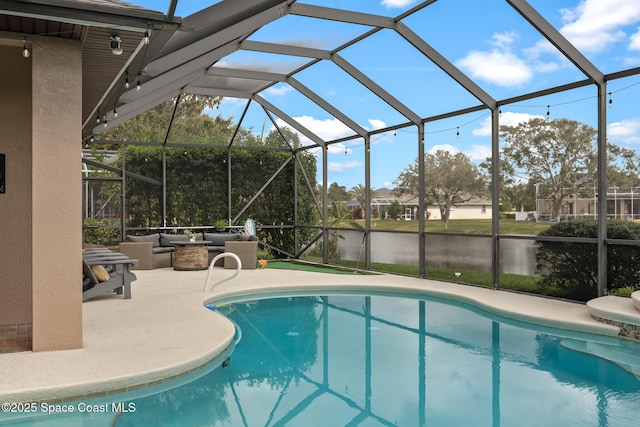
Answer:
[348,188,492,220]
[535,187,640,221]
[432,194,492,220]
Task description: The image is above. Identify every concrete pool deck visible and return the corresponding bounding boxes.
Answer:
[0,266,633,404]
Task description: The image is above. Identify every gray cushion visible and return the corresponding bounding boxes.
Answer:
[160,233,189,247]
[152,246,174,254]
[126,233,160,247]
[203,233,240,246]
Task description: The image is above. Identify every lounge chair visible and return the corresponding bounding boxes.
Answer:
[82,251,138,302]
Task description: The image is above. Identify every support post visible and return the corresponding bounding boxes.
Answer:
[322,146,329,263]
[364,135,371,269]
[597,83,608,296]
[121,145,126,240]
[491,108,500,289]
[418,124,426,278]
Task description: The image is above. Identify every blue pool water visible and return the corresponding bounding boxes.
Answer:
[2,294,639,426]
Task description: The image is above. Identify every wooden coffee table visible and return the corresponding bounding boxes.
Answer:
[172,241,211,271]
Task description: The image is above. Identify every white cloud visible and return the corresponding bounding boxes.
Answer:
[455,31,533,87]
[630,27,640,50]
[275,116,389,146]
[264,84,292,96]
[608,118,640,144]
[427,144,458,154]
[491,32,518,49]
[219,97,246,109]
[275,116,356,145]
[457,50,532,87]
[367,119,386,130]
[472,111,543,136]
[426,144,488,161]
[381,0,415,8]
[559,0,640,53]
[533,61,560,73]
[467,145,492,161]
[328,160,361,172]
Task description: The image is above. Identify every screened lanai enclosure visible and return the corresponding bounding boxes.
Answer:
[80,0,640,301]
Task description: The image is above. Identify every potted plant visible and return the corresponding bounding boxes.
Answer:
[183,229,197,242]
[214,219,228,232]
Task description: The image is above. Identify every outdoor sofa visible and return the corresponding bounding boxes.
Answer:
[118,232,257,270]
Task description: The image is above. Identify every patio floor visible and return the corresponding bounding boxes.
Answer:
[0,265,627,404]
[0,323,31,354]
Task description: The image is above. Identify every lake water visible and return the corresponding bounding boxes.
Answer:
[338,230,537,275]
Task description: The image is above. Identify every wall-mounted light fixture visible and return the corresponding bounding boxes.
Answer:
[110,35,122,55]
[22,36,30,58]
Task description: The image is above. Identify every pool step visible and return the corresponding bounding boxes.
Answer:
[586,294,640,341]
[632,291,640,314]
[560,338,640,377]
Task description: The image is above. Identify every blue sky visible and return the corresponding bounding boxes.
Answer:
[128,0,640,190]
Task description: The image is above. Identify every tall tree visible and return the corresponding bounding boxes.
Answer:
[349,183,379,219]
[500,118,597,219]
[394,149,486,223]
[102,94,229,144]
[327,183,349,204]
[349,184,379,208]
[326,201,362,259]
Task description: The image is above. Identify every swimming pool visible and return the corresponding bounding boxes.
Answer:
[2,293,639,426]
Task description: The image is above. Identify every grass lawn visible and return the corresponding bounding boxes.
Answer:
[300,256,545,294]
[365,218,551,234]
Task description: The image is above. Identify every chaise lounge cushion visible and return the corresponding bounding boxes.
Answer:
[126,233,161,247]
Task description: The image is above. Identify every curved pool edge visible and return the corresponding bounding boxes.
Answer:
[204,279,621,339]
[0,310,235,406]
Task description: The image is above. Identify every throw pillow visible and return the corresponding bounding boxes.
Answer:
[91,265,110,282]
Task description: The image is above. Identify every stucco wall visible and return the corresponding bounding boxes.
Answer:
[31,37,83,350]
[0,37,83,350]
[0,44,33,326]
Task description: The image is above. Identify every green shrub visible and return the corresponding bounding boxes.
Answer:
[536,219,640,301]
[83,218,121,247]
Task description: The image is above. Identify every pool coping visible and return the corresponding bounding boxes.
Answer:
[0,267,626,406]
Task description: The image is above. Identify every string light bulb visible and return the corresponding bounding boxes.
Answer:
[22,37,30,58]
[546,105,550,119]
[608,92,613,108]
[136,73,141,91]
[143,30,150,45]
[113,108,118,118]
[96,114,101,124]
[456,127,460,138]
[124,71,130,89]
